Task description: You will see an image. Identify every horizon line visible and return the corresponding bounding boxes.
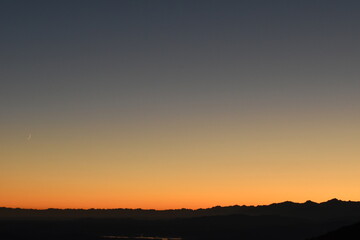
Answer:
[2,198,358,211]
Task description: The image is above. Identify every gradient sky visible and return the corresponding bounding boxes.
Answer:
[1,0,360,209]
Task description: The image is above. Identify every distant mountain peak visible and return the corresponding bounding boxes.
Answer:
[269,201,296,207]
[304,200,317,205]
[323,198,342,204]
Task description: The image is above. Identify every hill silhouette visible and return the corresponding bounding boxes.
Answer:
[1,198,360,221]
[1,199,360,240]
[309,221,360,239]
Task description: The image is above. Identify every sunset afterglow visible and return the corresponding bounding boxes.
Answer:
[1,0,360,210]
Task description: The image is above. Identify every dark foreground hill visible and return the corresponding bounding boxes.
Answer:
[1,199,360,240]
[0,214,349,240]
[310,221,360,240]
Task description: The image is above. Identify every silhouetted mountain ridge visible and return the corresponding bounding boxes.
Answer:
[2,199,360,240]
[1,199,360,221]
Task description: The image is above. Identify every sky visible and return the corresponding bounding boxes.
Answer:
[1,0,360,209]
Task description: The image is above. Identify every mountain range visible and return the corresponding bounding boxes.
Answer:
[1,198,360,220]
[1,199,360,240]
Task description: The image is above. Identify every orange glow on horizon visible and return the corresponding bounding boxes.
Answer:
[1,110,360,210]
